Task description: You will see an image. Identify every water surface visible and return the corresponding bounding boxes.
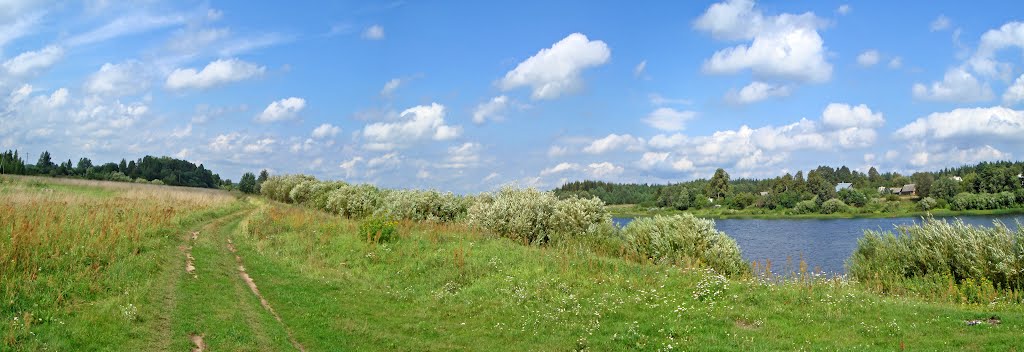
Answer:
[613,214,1024,275]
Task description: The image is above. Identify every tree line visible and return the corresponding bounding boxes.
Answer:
[553,161,1024,212]
[1,149,233,189]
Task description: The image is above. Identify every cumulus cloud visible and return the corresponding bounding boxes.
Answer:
[165,58,265,90]
[583,134,645,154]
[726,81,790,104]
[586,162,624,178]
[339,156,363,177]
[694,0,831,83]
[446,142,481,168]
[243,138,275,153]
[540,162,579,176]
[547,145,568,158]
[836,4,851,15]
[896,106,1024,140]
[499,32,610,99]
[3,45,63,75]
[362,103,461,150]
[637,152,693,171]
[256,97,306,123]
[473,95,509,124]
[821,103,884,129]
[367,152,401,169]
[930,15,950,31]
[648,133,687,149]
[311,123,341,139]
[362,25,384,40]
[85,61,150,96]
[643,108,696,132]
[1004,74,1024,105]
[912,67,994,102]
[968,21,1024,79]
[856,50,879,67]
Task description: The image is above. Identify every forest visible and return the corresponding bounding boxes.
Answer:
[0,149,227,189]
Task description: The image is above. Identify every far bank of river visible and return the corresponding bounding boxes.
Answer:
[612,213,1024,275]
[607,204,1024,220]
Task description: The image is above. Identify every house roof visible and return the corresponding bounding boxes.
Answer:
[835,182,853,192]
[901,184,916,192]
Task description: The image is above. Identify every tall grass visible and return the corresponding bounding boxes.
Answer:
[848,218,1024,302]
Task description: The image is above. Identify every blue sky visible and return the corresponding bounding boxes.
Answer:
[3,0,1024,193]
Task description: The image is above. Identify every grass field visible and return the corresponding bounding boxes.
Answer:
[3,176,1023,350]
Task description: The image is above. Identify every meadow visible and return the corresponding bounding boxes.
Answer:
[3,175,1023,350]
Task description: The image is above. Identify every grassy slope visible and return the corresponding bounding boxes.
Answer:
[607,203,1024,220]
[5,177,1024,350]
[236,202,1024,351]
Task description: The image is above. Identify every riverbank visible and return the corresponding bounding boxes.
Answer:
[607,203,1024,220]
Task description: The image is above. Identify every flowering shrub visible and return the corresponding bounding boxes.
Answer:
[951,192,1018,210]
[288,179,321,204]
[918,197,937,211]
[820,198,848,214]
[848,218,1024,290]
[325,184,382,219]
[468,187,611,244]
[375,189,471,222]
[622,214,747,276]
[792,199,818,214]
[260,174,316,202]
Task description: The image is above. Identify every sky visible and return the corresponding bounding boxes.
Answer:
[2,0,1024,193]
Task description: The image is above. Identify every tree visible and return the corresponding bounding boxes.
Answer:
[706,168,731,199]
[807,171,835,203]
[36,151,54,174]
[868,167,881,185]
[76,157,93,175]
[257,169,269,193]
[911,172,934,197]
[238,172,257,194]
[119,159,128,174]
[931,177,961,202]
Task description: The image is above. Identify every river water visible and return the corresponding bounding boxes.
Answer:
[612,214,1024,275]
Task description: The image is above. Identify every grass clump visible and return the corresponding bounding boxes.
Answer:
[848,218,1024,301]
[622,214,747,276]
[358,216,399,243]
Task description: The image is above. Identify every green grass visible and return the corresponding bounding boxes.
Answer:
[608,203,1024,220]
[5,176,1024,350]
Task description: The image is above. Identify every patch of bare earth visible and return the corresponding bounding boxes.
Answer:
[227,239,306,352]
[189,333,205,352]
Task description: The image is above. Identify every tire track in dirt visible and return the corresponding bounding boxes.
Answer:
[227,238,307,352]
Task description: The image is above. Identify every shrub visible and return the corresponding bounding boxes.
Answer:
[820,198,847,214]
[150,179,164,185]
[551,195,611,237]
[288,179,321,204]
[837,189,868,207]
[468,187,558,244]
[358,216,398,243]
[108,171,132,183]
[308,181,348,211]
[325,184,382,219]
[792,199,818,214]
[848,218,1024,291]
[622,214,747,276]
[918,197,937,211]
[260,174,316,203]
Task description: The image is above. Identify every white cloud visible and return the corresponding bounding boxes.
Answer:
[311,123,341,139]
[907,146,1010,169]
[888,57,902,69]
[367,152,400,169]
[362,103,461,150]
[380,78,401,96]
[473,95,509,124]
[547,145,568,157]
[856,50,880,67]
[583,134,645,154]
[339,156,363,177]
[362,24,384,40]
[912,67,994,102]
[637,152,669,170]
[896,106,1024,140]
[217,33,289,57]
[649,93,692,106]
[446,142,481,168]
[643,108,696,131]
[243,138,275,153]
[67,13,188,47]
[0,12,41,51]
[930,15,951,32]
[540,162,579,176]
[256,97,306,123]
[170,124,192,138]
[209,133,240,152]
[968,21,1024,79]
[483,172,500,182]
[166,58,265,90]
[586,162,623,178]
[3,45,63,75]
[499,32,611,99]
[633,60,647,78]
[85,61,150,96]
[695,0,831,82]
[726,81,790,104]
[836,4,851,15]
[1003,74,1024,106]
[648,133,687,149]
[821,103,884,129]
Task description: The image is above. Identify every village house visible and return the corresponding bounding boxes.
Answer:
[899,183,916,196]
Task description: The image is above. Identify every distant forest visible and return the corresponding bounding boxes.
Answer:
[554,161,1024,210]
[1,149,226,189]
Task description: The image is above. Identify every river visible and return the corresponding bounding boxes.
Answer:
[612,214,1024,275]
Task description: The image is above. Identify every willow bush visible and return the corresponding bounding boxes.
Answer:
[848,218,1024,291]
[468,187,611,244]
[622,214,747,276]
